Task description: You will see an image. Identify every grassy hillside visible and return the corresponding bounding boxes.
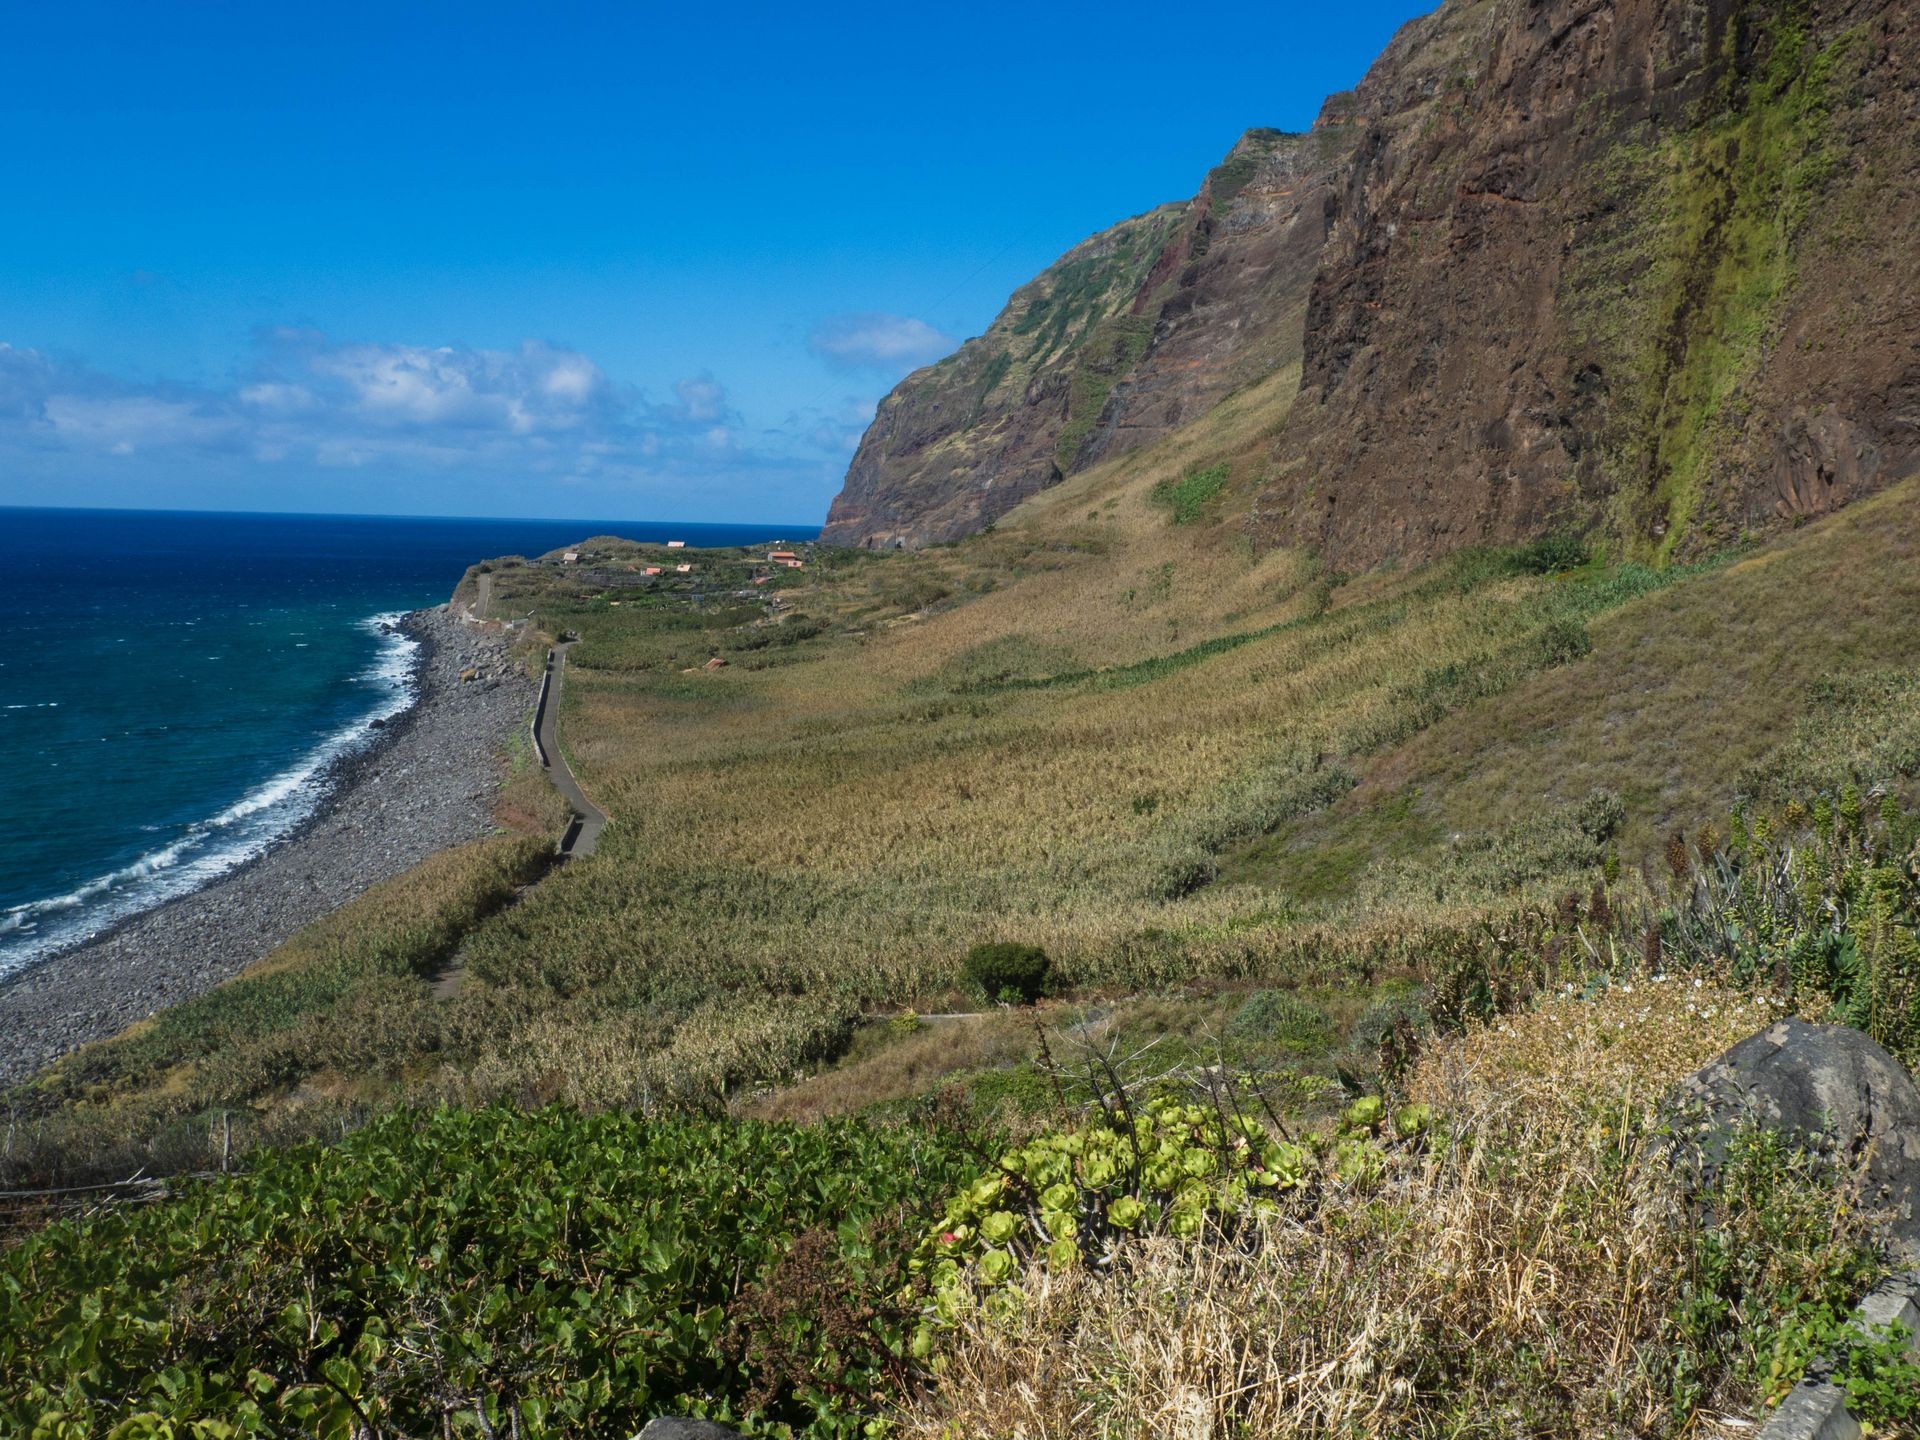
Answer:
[14,366,1920,1154]
[7,370,1920,1433]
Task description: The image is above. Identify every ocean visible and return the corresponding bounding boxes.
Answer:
[0,506,816,977]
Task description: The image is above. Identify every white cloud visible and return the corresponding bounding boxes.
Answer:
[0,344,57,422]
[807,312,954,373]
[286,336,616,436]
[0,332,853,516]
[41,393,236,454]
[672,374,727,422]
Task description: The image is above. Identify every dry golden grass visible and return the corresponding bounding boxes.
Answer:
[32,327,1915,1185]
[743,1014,1031,1123]
[1360,479,1920,853]
[1409,972,1790,1114]
[424,460,1920,1122]
[898,982,1855,1440]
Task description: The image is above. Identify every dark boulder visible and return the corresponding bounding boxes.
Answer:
[1672,1018,1920,1260]
[635,1421,744,1440]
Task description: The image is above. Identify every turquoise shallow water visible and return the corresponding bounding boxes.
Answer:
[0,507,815,976]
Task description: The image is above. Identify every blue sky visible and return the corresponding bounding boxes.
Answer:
[0,0,1432,525]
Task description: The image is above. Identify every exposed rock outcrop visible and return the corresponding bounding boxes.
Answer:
[822,125,1362,549]
[1674,1018,1920,1260]
[636,1420,744,1440]
[1256,0,1920,566]
[821,203,1191,549]
[825,0,1919,564]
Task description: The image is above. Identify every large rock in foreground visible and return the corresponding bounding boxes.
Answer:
[1674,1018,1920,1260]
[636,1420,742,1440]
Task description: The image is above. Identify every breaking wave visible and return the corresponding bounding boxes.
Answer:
[0,613,420,978]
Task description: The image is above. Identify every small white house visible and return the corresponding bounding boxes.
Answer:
[666,540,687,549]
[561,550,580,564]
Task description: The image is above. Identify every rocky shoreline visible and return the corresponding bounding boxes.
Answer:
[0,605,536,1087]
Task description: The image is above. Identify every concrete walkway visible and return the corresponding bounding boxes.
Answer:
[538,641,607,859]
[428,642,608,1002]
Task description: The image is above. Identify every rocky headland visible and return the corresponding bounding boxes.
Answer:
[824,0,1919,565]
[0,605,534,1086]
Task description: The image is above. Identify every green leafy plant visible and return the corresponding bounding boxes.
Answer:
[1657,795,1920,1066]
[1514,534,1591,574]
[1831,1322,1920,1426]
[1151,463,1231,524]
[1667,1126,1894,1420]
[1228,989,1338,1054]
[0,1107,981,1438]
[908,1093,1431,1355]
[962,942,1054,1006]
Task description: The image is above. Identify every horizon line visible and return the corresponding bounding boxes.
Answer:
[0,501,825,532]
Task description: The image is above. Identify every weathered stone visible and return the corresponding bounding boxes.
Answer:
[1673,1019,1920,1260]
[635,1420,744,1440]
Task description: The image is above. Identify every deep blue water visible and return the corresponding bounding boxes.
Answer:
[0,506,816,976]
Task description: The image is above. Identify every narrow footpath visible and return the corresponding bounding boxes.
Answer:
[430,641,607,1001]
[536,640,607,859]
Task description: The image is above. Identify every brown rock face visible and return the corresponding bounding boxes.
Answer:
[820,205,1194,550]
[826,0,1920,563]
[1076,125,1360,467]
[821,127,1361,549]
[1257,0,1920,567]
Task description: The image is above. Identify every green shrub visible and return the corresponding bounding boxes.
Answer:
[909,1093,1430,1351]
[1668,1126,1893,1417]
[1351,991,1430,1055]
[1830,1323,1920,1427]
[879,575,952,613]
[1150,463,1231,524]
[1228,989,1338,1054]
[1659,793,1920,1066]
[1514,533,1590,574]
[963,942,1054,1005]
[1535,616,1594,665]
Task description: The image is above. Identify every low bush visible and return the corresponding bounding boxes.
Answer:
[1227,989,1338,1054]
[1150,463,1230,524]
[1514,532,1591,574]
[962,942,1054,1005]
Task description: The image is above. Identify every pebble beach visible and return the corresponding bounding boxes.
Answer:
[0,605,535,1085]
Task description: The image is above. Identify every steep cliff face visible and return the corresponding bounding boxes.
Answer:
[820,204,1193,549]
[1258,0,1920,565]
[1074,124,1360,467]
[822,124,1358,549]
[827,0,1918,561]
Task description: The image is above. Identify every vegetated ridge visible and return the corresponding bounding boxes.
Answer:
[824,0,1919,564]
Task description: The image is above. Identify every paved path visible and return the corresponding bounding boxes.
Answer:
[538,641,607,859]
[431,642,606,1002]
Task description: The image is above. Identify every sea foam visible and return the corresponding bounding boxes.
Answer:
[0,613,420,978]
